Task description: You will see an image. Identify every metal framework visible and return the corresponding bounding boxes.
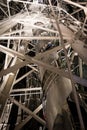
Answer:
[0,0,87,130]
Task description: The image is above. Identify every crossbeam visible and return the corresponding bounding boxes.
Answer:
[2,25,58,36]
[0,52,87,87]
[11,0,87,15]
[0,36,71,40]
[14,104,43,130]
[11,87,42,93]
[10,98,46,126]
[13,70,35,85]
[0,61,28,77]
[0,45,24,59]
[63,0,87,15]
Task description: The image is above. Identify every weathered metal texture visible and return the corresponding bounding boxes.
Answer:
[0,12,26,35]
[41,50,72,129]
[0,0,86,129]
[44,74,72,130]
[71,40,87,64]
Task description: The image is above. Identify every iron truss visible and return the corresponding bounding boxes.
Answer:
[0,0,87,130]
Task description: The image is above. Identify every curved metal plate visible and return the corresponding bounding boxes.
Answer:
[45,76,72,130]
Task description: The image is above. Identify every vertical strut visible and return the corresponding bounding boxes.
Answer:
[48,0,85,129]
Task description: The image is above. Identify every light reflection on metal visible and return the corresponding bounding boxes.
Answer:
[0,0,87,130]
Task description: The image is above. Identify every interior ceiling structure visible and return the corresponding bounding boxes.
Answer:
[0,0,87,130]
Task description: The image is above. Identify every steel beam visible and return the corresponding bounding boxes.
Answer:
[0,43,69,60]
[10,98,46,126]
[0,45,24,59]
[0,74,16,120]
[35,43,70,59]
[63,0,87,15]
[0,61,28,77]
[0,36,71,40]
[13,70,34,85]
[14,104,43,130]
[2,26,58,36]
[0,59,18,121]
[11,87,42,93]
[0,13,26,35]
[0,54,87,87]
